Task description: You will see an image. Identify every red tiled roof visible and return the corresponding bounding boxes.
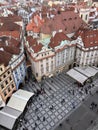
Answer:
[0,36,20,47]
[0,44,20,55]
[0,50,12,66]
[26,36,43,53]
[0,22,21,31]
[74,28,98,48]
[41,10,86,34]
[26,15,44,33]
[0,31,20,39]
[0,15,22,23]
[49,32,71,48]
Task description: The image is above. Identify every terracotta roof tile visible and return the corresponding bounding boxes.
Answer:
[40,11,85,34]
[0,50,12,66]
[0,31,20,39]
[26,15,44,33]
[49,32,71,48]
[74,28,98,48]
[26,36,43,53]
[0,22,21,31]
[0,44,20,55]
[0,15,22,23]
[0,36,20,47]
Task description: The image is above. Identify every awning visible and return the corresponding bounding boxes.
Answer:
[0,106,21,130]
[0,89,34,130]
[67,69,88,84]
[7,89,34,112]
[67,66,98,85]
[74,66,98,77]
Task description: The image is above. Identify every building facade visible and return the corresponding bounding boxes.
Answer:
[10,52,26,89]
[0,64,16,103]
[25,32,76,81]
[75,28,98,67]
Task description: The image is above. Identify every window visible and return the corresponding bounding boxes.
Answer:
[12,84,14,88]
[8,71,10,74]
[3,75,6,78]
[75,17,77,19]
[8,87,11,92]
[73,26,75,29]
[46,63,48,66]
[1,84,4,89]
[65,28,67,31]
[46,67,49,72]
[4,91,7,97]
[5,80,8,85]
[69,18,72,20]
[85,14,88,20]
[0,67,3,71]
[9,77,12,81]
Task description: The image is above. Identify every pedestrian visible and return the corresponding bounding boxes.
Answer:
[59,123,62,127]
[61,99,65,104]
[85,88,88,94]
[40,103,42,107]
[49,87,52,90]
[37,116,40,120]
[90,120,93,124]
[72,102,75,109]
[89,90,93,96]
[35,122,37,127]
[43,116,45,121]
[35,107,38,112]
[72,89,74,95]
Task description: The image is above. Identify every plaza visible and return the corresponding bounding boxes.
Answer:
[13,72,98,130]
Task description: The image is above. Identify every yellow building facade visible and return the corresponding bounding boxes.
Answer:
[0,64,16,103]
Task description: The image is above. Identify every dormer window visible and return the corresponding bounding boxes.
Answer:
[69,18,72,20]
[73,26,75,29]
[65,28,67,31]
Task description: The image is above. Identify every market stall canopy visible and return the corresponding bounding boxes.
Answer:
[0,89,34,130]
[0,106,21,130]
[74,66,98,77]
[67,66,98,85]
[67,68,88,84]
[7,89,34,112]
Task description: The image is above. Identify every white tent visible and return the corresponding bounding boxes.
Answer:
[0,89,34,130]
[74,66,98,77]
[0,106,21,130]
[7,89,34,112]
[67,69,88,84]
[67,66,98,84]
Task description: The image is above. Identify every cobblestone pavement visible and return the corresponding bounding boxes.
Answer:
[14,72,98,130]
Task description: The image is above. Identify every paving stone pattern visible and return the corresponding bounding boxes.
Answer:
[16,72,98,130]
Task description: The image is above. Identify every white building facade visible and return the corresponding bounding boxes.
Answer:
[75,28,98,67]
